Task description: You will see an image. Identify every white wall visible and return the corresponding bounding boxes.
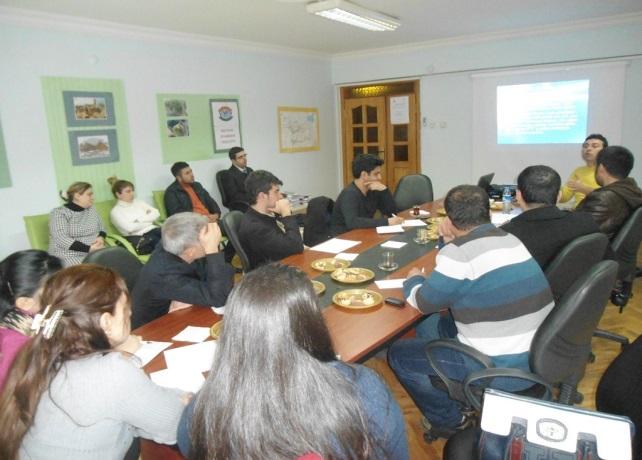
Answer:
[332,16,642,198]
[0,16,337,258]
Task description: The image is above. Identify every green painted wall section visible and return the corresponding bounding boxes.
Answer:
[157,93,239,164]
[41,76,135,201]
[0,116,11,188]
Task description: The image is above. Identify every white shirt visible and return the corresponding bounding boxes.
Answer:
[110,199,160,236]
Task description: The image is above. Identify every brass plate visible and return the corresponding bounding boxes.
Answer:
[311,257,351,272]
[437,208,447,216]
[332,289,383,310]
[210,320,223,339]
[311,279,326,295]
[331,267,375,284]
[490,202,504,211]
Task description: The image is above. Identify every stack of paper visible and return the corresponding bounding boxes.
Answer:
[310,238,361,254]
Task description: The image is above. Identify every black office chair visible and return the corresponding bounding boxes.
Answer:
[609,206,642,310]
[425,260,618,444]
[215,170,250,212]
[393,174,433,211]
[220,211,251,272]
[83,246,143,293]
[303,196,334,247]
[476,172,494,196]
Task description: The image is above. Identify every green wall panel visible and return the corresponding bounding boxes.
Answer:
[0,116,11,188]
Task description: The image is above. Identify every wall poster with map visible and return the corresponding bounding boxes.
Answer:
[277,106,319,153]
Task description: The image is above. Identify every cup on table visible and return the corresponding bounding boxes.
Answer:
[378,250,399,272]
[414,228,431,245]
[413,205,420,216]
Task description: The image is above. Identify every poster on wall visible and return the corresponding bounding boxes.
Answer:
[278,107,320,153]
[210,99,242,153]
[68,129,120,165]
[63,91,116,127]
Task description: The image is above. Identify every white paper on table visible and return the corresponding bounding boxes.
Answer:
[310,238,361,254]
[375,279,406,289]
[381,241,407,249]
[376,225,404,234]
[491,213,514,225]
[335,252,358,261]
[150,368,205,393]
[171,326,211,343]
[164,340,217,373]
[401,219,427,227]
[134,341,172,367]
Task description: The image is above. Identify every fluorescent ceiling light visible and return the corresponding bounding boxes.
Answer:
[306,0,400,31]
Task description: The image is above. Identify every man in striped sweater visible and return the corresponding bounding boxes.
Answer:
[388,185,554,438]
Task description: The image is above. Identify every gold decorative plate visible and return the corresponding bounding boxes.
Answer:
[332,289,383,310]
[311,279,326,295]
[490,202,504,211]
[331,267,375,284]
[437,208,447,216]
[311,257,351,272]
[210,320,223,339]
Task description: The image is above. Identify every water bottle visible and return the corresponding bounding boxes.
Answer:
[502,186,512,213]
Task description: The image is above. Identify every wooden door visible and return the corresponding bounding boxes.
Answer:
[386,93,418,190]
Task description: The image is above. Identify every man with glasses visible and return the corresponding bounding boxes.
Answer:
[220,146,253,212]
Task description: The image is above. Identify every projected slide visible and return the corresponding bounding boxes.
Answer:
[497,80,589,144]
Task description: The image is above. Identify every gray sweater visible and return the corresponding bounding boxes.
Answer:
[20,353,184,460]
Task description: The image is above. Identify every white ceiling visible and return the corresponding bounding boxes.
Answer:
[2,0,642,54]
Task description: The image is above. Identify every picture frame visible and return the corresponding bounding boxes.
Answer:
[210,99,242,153]
[278,106,320,153]
[68,129,120,165]
[63,91,116,127]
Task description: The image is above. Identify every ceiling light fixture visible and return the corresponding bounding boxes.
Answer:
[306,0,400,32]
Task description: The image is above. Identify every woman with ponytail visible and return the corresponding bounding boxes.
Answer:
[0,264,187,460]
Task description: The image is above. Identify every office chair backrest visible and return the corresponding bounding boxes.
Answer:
[610,206,642,280]
[393,174,434,211]
[220,211,251,272]
[152,190,167,221]
[83,246,143,293]
[215,170,229,208]
[303,196,334,247]
[23,213,50,251]
[531,260,618,387]
[544,232,609,302]
[476,173,494,193]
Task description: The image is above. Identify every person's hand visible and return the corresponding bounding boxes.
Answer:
[208,213,219,223]
[407,267,425,279]
[567,180,594,196]
[199,222,221,254]
[115,334,142,354]
[439,217,457,243]
[89,238,105,252]
[388,215,404,226]
[169,300,192,313]
[272,198,292,217]
[367,181,387,191]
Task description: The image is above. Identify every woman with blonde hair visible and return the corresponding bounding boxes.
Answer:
[108,177,161,254]
[0,264,187,460]
[48,181,106,266]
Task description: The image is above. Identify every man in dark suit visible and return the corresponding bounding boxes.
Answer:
[219,146,253,212]
[165,161,221,222]
[502,165,599,268]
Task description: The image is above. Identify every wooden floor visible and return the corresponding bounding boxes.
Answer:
[364,270,642,459]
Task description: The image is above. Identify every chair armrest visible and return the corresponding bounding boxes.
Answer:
[463,368,554,412]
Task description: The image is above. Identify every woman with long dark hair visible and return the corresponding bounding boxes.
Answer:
[0,250,62,390]
[0,264,187,460]
[178,263,408,459]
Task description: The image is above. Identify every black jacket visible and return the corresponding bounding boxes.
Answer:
[330,182,396,236]
[220,165,253,211]
[131,246,234,328]
[502,205,599,269]
[576,178,642,240]
[164,180,221,217]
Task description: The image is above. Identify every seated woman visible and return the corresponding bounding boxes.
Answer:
[0,250,62,390]
[49,182,106,266]
[177,263,408,460]
[108,177,161,255]
[0,264,188,460]
[559,134,608,208]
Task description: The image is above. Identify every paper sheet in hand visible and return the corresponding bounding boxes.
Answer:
[401,219,427,227]
[335,252,358,261]
[134,341,172,367]
[164,340,217,373]
[150,368,205,393]
[375,279,406,289]
[376,225,404,234]
[310,238,360,254]
[172,326,211,343]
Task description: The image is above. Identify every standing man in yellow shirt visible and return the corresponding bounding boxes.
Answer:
[559,133,608,208]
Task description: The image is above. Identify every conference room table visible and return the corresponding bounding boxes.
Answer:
[134,200,443,459]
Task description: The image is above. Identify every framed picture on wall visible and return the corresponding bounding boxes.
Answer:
[68,129,120,165]
[210,99,242,153]
[63,91,116,127]
[278,106,320,153]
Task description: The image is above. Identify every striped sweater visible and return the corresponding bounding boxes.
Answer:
[404,223,554,370]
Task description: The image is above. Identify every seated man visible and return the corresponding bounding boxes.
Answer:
[331,154,402,235]
[219,146,253,212]
[502,165,599,268]
[238,170,303,269]
[577,146,642,239]
[388,185,554,438]
[165,162,221,222]
[131,212,234,328]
